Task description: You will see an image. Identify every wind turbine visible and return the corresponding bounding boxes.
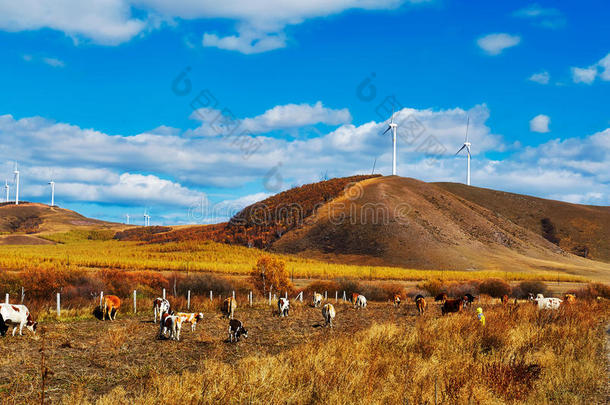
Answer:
[48,180,55,206]
[125,214,130,225]
[13,164,19,205]
[143,209,150,226]
[382,110,398,175]
[4,180,9,203]
[455,115,472,186]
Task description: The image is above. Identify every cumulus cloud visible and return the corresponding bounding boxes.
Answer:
[528,71,550,84]
[530,114,550,133]
[571,53,610,84]
[477,33,521,55]
[0,0,426,50]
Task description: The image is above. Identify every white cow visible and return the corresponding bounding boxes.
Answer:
[354,294,367,309]
[533,294,562,310]
[322,303,335,328]
[0,304,37,336]
[278,298,290,317]
[153,298,171,323]
[312,293,323,308]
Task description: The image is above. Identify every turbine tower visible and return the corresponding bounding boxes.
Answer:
[382,110,398,175]
[13,164,19,205]
[143,210,150,226]
[48,180,55,206]
[4,180,9,203]
[125,214,130,225]
[455,116,472,186]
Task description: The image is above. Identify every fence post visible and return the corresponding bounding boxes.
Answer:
[343,291,346,301]
[273,293,276,303]
[285,291,288,299]
[268,291,271,306]
[324,291,327,300]
[133,290,137,314]
[434,377,438,405]
[56,293,61,318]
[232,290,235,300]
[100,291,103,309]
[4,293,8,304]
[249,291,252,306]
[162,288,166,300]
[300,291,303,302]
[210,290,213,301]
[335,291,338,302]
[21,287,24,304]
[187,290,191,310]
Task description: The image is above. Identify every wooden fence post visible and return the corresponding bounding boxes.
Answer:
[324,291,327,300]
[100,291,103,309]
[232,290,235,299]
[5,293,8,304]
[299,291,303,302]
[21,287,24,304]
[249,291,252,306]
[335,291,338,302]
[343,291,346,301]
[268,292,271,305]
[285,291,288,299]
[210,290,213,301]
[187,290,191,310]
[162,288,166,300]
[133,290,137,313]
[56,293,61,318]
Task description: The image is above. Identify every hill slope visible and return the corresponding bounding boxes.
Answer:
[271,177,610,279]
[0,202,121,244]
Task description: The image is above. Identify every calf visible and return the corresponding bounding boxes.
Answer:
[222,297,237,319]
[0,304,37,336]
[441,299,463,315]
[153,297,171,323]
[278,298,290,317]
[564,294,576,303]
[228,319,248,343]
[312,293,323,308]
[159,312,182,340]
[415,296,426,315]
[393,295,401,307]
[463,294,475,307]
[434,293,447,303]
[103,295,121,321]
[354,294,367,309]
[322,303,336,328]
[533,294,562,310]
[176,312,204,332]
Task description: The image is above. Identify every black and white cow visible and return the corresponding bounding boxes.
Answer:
[228,319,248,343]
[278,298,290,317]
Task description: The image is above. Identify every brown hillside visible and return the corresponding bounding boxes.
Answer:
[0,202,121,237]
[434,183,610,263]
[271,177,610,279]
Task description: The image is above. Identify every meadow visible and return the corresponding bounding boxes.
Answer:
[0,230,587,283]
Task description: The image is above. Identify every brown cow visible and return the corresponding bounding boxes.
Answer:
[564,294,576,303]
[501,295,509,305]
[351,293,360,303]
[415,297,426,315]
[103,295,121,321]
[393,295,401,308]
[441,299,463,315]
[222,297,237,319]
[434,293,447,303]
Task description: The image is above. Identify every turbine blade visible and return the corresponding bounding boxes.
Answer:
[465,115,470,142]
[455,145,466,156]
[383,126,391,135]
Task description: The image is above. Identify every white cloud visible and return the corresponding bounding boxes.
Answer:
[41,57,65,68]
[528,71,550,84]
[571,53,610,84]
[477,33,521,55]
[0,0,427,50]
[529,114,550,133]
[513,4,565,29]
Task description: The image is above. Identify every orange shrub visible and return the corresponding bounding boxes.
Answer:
[250,255,293,296]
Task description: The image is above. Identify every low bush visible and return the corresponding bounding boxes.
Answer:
[478,278,511,298]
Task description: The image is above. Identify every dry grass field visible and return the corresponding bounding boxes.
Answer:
[0,298,608,404]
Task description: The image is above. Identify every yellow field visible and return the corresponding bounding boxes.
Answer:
[0,230,586,282]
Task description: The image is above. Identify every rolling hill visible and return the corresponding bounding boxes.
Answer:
[0,202,122,244]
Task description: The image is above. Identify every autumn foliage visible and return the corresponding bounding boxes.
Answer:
[249,255,293,296]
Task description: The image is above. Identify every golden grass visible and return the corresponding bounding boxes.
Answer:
[71,301,608,404]
[0,235,586,282]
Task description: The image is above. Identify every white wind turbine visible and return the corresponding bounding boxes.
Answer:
[382,109,399,175]
[4,180,9,203]
[13,163,20,205]
[48,180,55,206]
[143,209,150,226]
[125,214,130,225]
[455,115,472,186]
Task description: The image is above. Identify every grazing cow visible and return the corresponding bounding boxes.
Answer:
[393,295,401,307]
[351,293,360,303]
[176,312,204,332]
[415,296,426,315]
[533,294,562,310]
[354,295,367,309]
[278,298,290,317]
[434,293,447,303]
[153,298,171,323]
[102,295,121,321]
[463,294,475,307]
[312,293,323,308]
[322,303,336,328]
[228,319,248,343]
[501,295,509,305]
[222,297,237,319]
[0,304,37,336]
[564,294,576,303]
[159,312,182,340]
[441,299,463,315]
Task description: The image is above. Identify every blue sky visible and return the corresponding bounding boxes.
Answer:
[0,0,608,225]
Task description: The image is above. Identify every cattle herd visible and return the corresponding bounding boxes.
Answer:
[0,290,584,341]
